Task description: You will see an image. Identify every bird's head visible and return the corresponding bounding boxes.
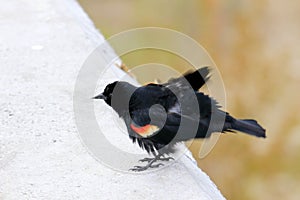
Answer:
[93,81,137,114]
[93,81,118,106]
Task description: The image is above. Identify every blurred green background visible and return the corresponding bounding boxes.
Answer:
[78,0,300,199]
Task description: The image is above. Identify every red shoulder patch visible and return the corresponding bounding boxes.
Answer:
[130,123,159,138]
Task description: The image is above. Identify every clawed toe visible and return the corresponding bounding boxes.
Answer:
[159,156,174,162]
[129,163,164,172]
[150,163,164,168]
[130,155,174,172]
[138,156,174,163]
[138,158,154,163]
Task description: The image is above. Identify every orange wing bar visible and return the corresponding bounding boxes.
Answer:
[130,123,159,138]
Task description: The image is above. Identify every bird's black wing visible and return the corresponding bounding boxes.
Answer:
[163,67,210,92]
[163,91,227,140]
[129,83,178,113]
[128,67,210,114]
[126,104,207,145]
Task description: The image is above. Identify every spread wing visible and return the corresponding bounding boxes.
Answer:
[163,67,210,92]
[128,67,210,113]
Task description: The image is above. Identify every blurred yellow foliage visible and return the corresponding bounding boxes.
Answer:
[79,0,300,199]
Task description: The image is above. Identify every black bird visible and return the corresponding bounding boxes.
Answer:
[93,67,266,171]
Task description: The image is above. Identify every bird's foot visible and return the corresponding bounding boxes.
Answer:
[139,155,174,163]
[130,155,174,172]
[130,162,164,172]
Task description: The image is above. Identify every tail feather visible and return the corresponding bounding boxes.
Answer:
[229,118,266,138]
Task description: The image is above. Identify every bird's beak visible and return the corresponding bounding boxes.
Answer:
[92,93,106,100]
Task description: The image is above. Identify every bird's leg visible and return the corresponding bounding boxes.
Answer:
[130,154,174,172]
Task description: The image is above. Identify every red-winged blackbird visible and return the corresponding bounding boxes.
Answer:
[93,67,266,171]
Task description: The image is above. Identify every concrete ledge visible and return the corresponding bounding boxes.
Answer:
[0,0,225,199]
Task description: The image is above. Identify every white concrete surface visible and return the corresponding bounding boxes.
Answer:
[0,0,225,199]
